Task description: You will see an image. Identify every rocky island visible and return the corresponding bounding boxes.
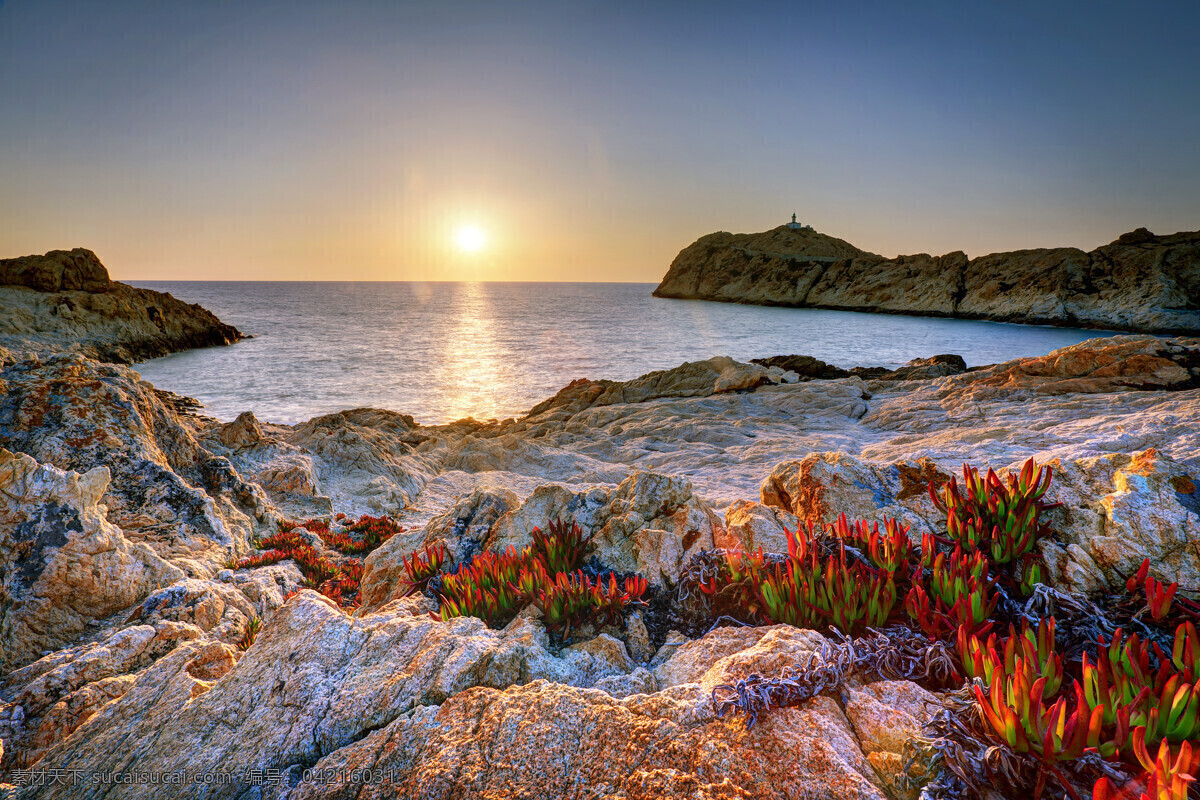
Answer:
[2,274,1200,799]
[653,225,1200,334]
[0,248,243,366]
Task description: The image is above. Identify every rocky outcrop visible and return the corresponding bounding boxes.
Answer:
[0,355,272,576]
[3,335,1200,794]
[0,450,184,672]
[0,248,243,365]
[654,225,1200,334]
[525,355,799,420]
[751,353,968,382]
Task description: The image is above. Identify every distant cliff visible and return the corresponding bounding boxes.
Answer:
[0,248,243,365]
[653,226,1200,334]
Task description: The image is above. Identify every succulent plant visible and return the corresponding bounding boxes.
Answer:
[1172,622,1200,683]
[528,519,594,576]
[828,513,912,574]
[400,542,448,597]
[976,661,1121,763]
[1146,576,1180,624]
[698,546,768,622]
[756,540,898,635]
[1094,728,1200,800]
[433,518,647,635]
[905,556,995,642]
[958,618,1062,697]
[237,616,262,650]
[438,545,531,625]
[533,569,648,638]
[929,457,1058,567]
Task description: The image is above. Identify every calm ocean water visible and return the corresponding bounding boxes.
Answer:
[130,282,1117,425]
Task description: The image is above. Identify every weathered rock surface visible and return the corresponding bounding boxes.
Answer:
[654,225,1200,334]
[485,471,726,586]
[0,450,183,672]
[0,248,242,365]
[0,355,272,576]
[2,334,1200,795]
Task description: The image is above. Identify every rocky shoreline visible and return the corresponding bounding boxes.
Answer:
[0,248,243,366]
[1,281,1200,798]
[653,225,1200,334]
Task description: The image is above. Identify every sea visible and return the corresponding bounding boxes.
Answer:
[129,282,1119,426]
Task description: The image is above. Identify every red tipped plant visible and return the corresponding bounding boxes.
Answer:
[958,618,1062,697]
[1146,576,1179,624]
[756,537,898,635]
[1128,558,1152,594]
[930,457,1059,567]
[438,545,531,625]
[1081,628,1200,750]
[400,542,448,597]
[1095,728,1200,800]
[1172,622,1200,683]
[528,519,594,576]
[828,513,912,575]
[699,546,768,621]
[976,660,1121,764]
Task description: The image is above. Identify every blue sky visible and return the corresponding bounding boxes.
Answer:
[1,1,1197,280]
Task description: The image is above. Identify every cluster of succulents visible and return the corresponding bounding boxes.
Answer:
[400,542,449,597]
[237,616,262,650]
[229,514,405,609]
[697,517,907,636]
[535,569,650,639]
[930,458,1058,592]
[430,520,648,640]
[698,457,1200,800]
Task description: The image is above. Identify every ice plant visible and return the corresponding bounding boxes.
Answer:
[1094,728,1200,800]
[958,618,1062,697]
[528,519,594,576]
[1081,628,1200,750]
[928,546,989,610]
[756,540,897,635]
[1128,558,1152,594]
[1172,622,1200,682]
[827,513,912,574]
[1146,576,1179,624]
[438,545,531,625]
[975,661,1120,763]
[698,546,768,621]
[533,570,648,639]
[906,553,995,641]
[930,457,1058,566]
[237,616,262,650]
[400,542,448,597]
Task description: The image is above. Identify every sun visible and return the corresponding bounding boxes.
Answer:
[454,225,487,253]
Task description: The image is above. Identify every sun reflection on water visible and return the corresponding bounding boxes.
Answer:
[429,282,512,421]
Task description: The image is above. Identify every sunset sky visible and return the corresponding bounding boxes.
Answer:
[1,1,1198,282]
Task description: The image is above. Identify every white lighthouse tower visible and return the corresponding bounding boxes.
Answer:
[787,213,811,231]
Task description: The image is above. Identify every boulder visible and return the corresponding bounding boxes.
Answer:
[525,356,796,421]
[760,451,947,538]
[1039,449,1200,593]
[0,355,269,575]
[20,591,643,797]
[0,450,184,672]
[0,248,111,293]
[288,680,889,800]
[722,499,801,554]
[486,471,724,585]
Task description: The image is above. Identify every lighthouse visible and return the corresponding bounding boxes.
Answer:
[787,213,811,231]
